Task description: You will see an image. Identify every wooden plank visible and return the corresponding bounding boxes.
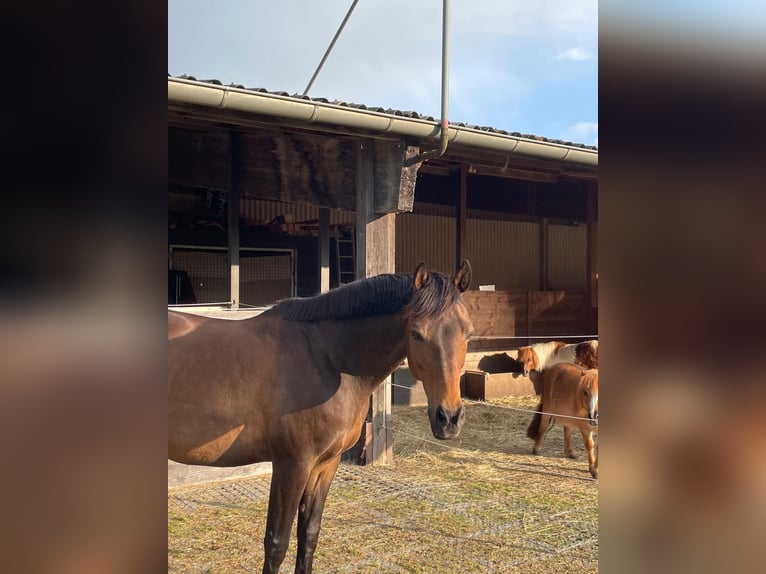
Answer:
[373,142,419,213]
[238,133,358,209]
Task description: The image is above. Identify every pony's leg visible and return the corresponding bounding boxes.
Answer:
[580,428,598,479]
[294,455,341,574]
[564,425,577,458]
[532,413,552,455]
[262,459,311,574]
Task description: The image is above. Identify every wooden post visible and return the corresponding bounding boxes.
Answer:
[318,207,330,293]
[456,163,467,271]
[228,132,240,309]
[355,139,395,466]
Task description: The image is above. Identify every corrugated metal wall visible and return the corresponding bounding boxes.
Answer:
[465,219,540,289]
[547,224,587,290]
[396,212,586,291]
[395,214,455,276]
[238,199,588,292]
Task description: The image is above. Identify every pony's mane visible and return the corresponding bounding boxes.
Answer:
[531,341,567,367]
[275,271,461,322]
[581,369,599,389]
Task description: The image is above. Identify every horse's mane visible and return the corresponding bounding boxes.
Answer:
[581,369,599,391]
[275,271,461,322]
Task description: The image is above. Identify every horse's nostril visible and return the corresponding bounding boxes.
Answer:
[452,406,465,425]
[436,406,449,425]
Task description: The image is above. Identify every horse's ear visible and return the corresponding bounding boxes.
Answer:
[453,259,472,292]
[413,262,430,290]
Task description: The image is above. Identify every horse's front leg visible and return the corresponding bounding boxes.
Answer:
[263,459,311,574]
[294,455,341,574]
[580,427,598,479]
[564,425,578,459]
[532,412,552,455]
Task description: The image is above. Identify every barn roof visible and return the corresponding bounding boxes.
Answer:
[168,74,598,168]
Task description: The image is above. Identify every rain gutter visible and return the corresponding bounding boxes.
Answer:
[168,77,598,167]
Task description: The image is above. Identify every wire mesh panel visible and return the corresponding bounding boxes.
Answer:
[240,252,294,306]
[170,247,230,304]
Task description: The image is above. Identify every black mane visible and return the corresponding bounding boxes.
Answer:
[275,271,461,322]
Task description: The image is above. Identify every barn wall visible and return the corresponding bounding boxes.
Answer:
[548,223,587,291]
[465,218,539,290]
[463,290,593,352]
[395,209,586,291]
[395,214,455,276]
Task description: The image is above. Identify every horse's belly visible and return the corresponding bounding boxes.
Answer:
[168,425,270,467]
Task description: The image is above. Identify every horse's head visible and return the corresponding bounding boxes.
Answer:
[406,260,473,440]
[582,371,599,426]
[517,346,538,376]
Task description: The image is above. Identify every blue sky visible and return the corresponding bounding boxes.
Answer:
[168,1,599,147]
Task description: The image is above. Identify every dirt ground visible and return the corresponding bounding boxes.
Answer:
[168,395,598,573]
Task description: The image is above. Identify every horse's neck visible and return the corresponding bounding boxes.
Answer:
[534,341,561,367]
[316,313,409,382]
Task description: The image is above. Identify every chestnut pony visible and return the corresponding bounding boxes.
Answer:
[168,261,473,573]
[526,362,599,478]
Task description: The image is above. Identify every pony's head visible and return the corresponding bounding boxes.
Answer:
[582,371,599,426]
[406,261,473,439]
[517,346,539,376]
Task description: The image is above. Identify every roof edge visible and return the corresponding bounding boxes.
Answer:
[168,77,597,167]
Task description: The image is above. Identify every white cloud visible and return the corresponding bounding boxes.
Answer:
[555,47,593,61]
[560,121,598,145]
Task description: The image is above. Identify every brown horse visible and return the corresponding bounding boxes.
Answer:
[526,362,599,478]
[168,261,473,574]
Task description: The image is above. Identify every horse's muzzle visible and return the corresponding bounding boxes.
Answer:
[430,404,465,439]
[589,412,598,426]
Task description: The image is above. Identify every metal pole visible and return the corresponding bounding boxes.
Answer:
[303,0,360,96]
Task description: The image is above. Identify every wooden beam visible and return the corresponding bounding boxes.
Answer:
[466,164,559,183]
[356,139,394,466]
[373,141,420,213]
[228,132,241,308]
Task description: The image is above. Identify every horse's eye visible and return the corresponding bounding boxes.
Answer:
[411,330,424,342]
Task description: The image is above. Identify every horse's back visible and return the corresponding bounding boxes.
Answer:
[168,310,208,339]
[541,363,596,408]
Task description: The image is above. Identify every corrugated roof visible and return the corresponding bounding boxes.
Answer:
[169,74,597,151]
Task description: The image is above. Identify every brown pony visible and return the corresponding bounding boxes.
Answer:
[526,362,599,478]
[517,339,599,376]
[168,261,473,574]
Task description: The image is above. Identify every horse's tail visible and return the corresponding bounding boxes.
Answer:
[526,402,544,439]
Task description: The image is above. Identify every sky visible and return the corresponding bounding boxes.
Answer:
[168,1,599,147]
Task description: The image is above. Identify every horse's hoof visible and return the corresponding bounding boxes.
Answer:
[567,453,578,459]
[532,448,540,455]
[590,468,598,479]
